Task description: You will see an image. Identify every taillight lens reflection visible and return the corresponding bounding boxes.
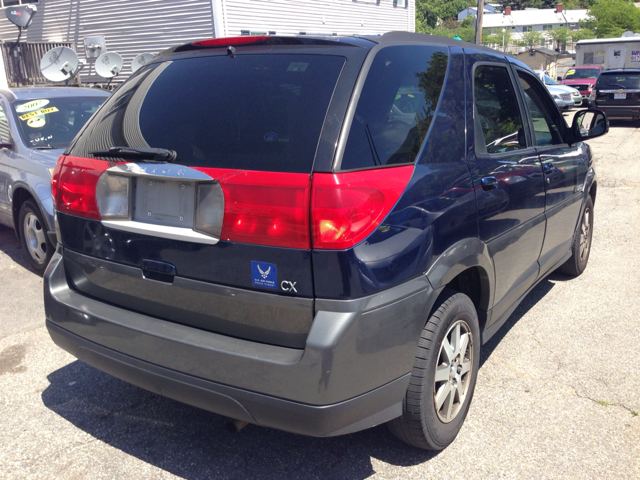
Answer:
[312,166,414,250]
[195,182,225,238]
[96,174,130,218]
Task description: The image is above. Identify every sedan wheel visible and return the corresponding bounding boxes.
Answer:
[18,200,54,275]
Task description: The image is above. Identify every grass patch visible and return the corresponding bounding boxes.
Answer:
[596,400,612,407]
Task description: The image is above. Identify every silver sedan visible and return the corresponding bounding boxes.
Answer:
[0,87,110,274]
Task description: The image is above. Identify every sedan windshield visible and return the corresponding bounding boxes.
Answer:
[597,73,640,89]
[543,75,559,85]
[12,96,105,149]
[565,68,600,79]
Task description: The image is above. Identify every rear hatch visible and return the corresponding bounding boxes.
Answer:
[53,38,359,349]
[594,71,640,110]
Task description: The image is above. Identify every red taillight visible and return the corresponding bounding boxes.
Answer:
[50,155,65,209]
[192,36,270,47]
[195,168,311,249]
[311,166,414,250]
[55,156,111,220]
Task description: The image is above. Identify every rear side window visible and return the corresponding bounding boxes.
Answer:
[597,73,640,89]
[473,65,525,154]
[68,54,345,173]
[340,45,448,171]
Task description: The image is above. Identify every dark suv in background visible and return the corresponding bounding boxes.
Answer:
[589,69,640,121]
[44,32,607,450]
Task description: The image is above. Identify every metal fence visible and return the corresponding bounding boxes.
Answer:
[1,41,73,86]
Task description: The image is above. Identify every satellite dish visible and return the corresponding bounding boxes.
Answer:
[131,53,154,73]
[95,52,123,78]
[5,5,37,29]
[40,46,79,82]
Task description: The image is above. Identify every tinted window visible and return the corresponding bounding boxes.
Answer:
[518,74,564,146]
[597,73,640,89]
[12,97,105,149]
[474,65,525,154]
[565,68,600,79]
[340,46,448,171]
[68,55,345,173]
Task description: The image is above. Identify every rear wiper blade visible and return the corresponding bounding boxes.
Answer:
[89,146,178,163]
[606,83,626,89]
[33,146,55,150]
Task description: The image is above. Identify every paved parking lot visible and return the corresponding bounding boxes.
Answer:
[1,117,639,479]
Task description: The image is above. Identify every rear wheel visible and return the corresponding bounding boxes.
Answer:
[559,196,593,276]
[18,200,54,275]
[388,289,480,450]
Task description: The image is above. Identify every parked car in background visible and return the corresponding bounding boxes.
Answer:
[534,71,582,107]
[0,87,110,273]
[547,85,576,110]
[589,69,640,121]
[560,65,604,104]
[44,33,607,451]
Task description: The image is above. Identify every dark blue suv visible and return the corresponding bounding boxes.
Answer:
[44,32,607,450]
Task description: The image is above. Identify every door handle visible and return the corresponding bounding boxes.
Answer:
[543,163,555,174]
[481,176,497,191]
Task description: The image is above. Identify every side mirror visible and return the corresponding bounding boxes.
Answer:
[567,109,608,145]
[556,76,562,82]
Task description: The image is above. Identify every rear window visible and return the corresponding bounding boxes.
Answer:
[67,54,345,173]
[597,73,640,89]
[13,97,105,149]
[564,68,600,80]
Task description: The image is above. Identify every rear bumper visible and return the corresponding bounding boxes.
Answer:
[44,249,438,436]
[596,105,640,119]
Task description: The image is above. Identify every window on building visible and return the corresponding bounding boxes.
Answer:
[1,0,38,7]
[541,38,546,46]
[543,25,554,31]
[584,52,594,64]
[522,26,531,33]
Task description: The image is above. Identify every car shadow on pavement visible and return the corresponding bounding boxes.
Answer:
[608,119,640,129]
[0,225,31,272]
[42,360,439,479]
[479,276,557,368]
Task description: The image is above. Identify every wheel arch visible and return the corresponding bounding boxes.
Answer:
[425,238,495,329]
[11,184,41,239]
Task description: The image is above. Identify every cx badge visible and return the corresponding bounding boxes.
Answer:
[281,280,297,293]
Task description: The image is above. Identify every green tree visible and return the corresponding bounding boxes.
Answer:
[415,0,472,32]
[548,26,570,50]
[570,28,596,42]
[582,0,640,38]
[515,30,544,48]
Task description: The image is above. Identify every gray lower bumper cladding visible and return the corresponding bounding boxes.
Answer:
[44,250,438,436]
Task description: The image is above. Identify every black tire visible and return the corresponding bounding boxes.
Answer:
[559,195,594,277]
[387,289,481,450]
[18,199,54,275]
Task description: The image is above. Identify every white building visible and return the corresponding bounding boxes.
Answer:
[0,0,415,85]
[477,4,589,49]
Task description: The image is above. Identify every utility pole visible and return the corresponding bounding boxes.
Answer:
[475,0,484,45]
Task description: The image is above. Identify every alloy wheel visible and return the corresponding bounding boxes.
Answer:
[433,320,474,423]
[23,212,48,265]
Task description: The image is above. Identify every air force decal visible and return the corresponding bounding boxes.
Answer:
[251,261,277,289]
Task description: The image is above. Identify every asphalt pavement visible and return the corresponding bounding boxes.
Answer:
[0,118,638,479]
